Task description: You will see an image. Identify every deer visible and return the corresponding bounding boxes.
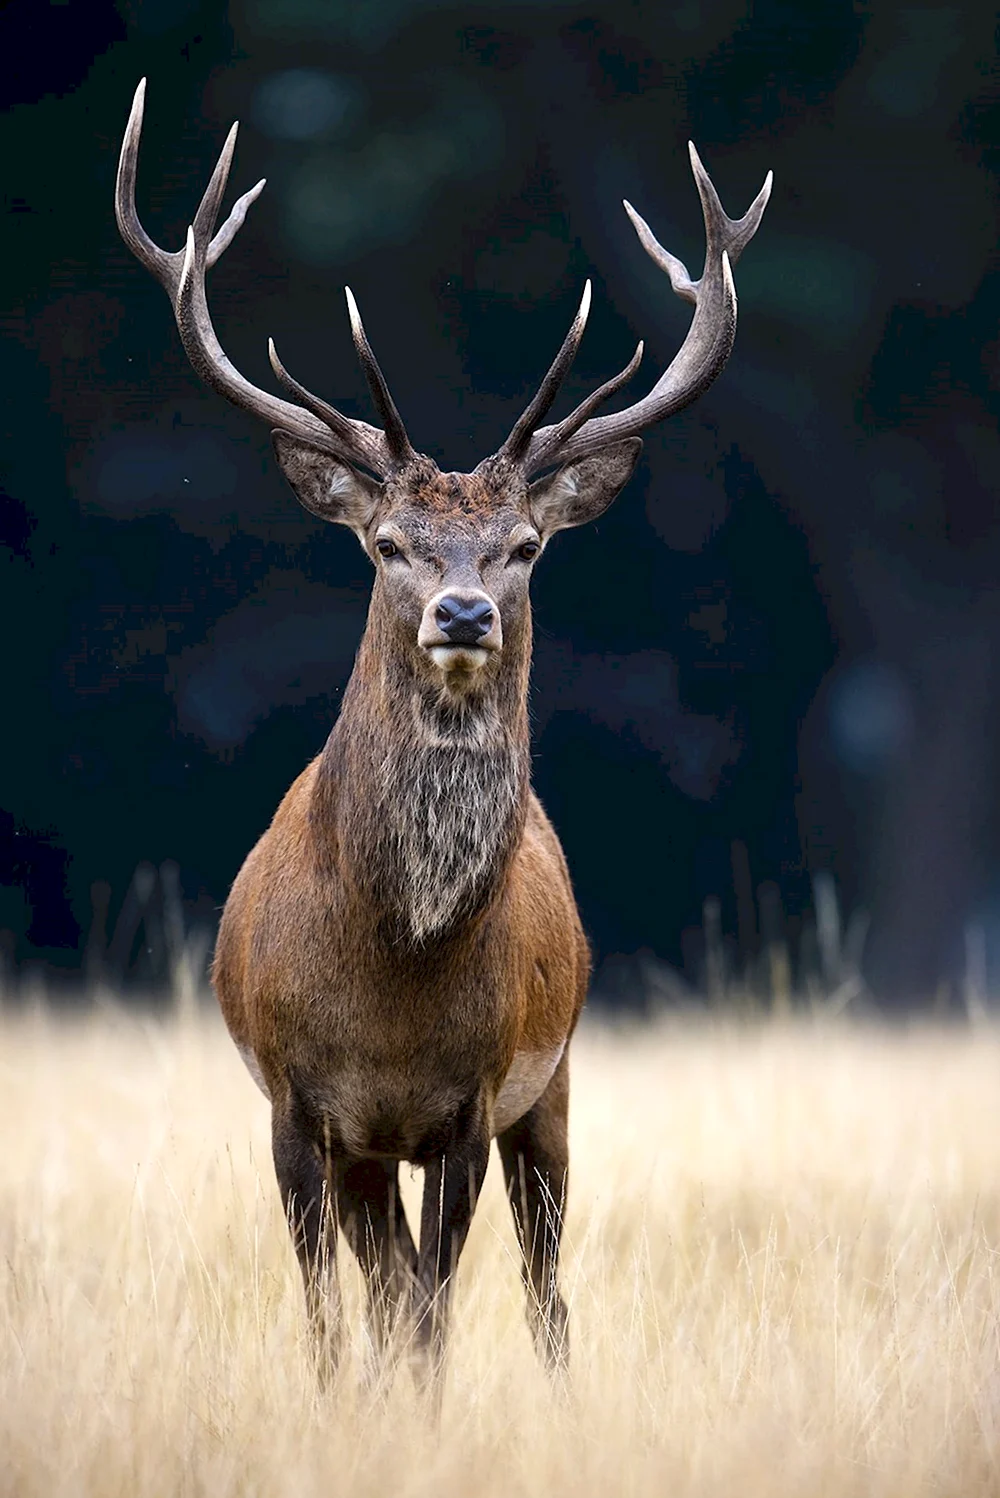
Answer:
[115,78,770,1383]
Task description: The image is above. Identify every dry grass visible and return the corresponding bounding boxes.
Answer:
[2,1001,1000,1496]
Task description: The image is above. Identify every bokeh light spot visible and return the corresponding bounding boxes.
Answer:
[252,69,361,141]
[828,660,913,774]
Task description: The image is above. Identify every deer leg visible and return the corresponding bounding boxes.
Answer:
[496,1052,570,1371]
[336,1159,418,1371]
[271,1096,340,1383]
[414,1092,491,1379]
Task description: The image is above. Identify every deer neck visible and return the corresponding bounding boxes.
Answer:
[314,597,532,945]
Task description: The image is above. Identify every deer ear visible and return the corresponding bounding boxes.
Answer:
[528,438,642,537]
[272,431,382,539]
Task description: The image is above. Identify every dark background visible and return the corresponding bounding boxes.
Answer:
[2,0,998,1005]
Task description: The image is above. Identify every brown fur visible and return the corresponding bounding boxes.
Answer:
[213,577,588,1153]
[411,469,499,516]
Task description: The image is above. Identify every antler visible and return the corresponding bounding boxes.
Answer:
[115,79,414,476]
[495,143,772,478]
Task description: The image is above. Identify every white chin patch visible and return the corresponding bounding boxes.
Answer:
[429,645,490,671]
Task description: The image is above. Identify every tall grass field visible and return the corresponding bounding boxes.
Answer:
[2,1001,999,1496]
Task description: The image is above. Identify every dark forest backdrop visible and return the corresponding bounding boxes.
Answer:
[1,0,998,1004]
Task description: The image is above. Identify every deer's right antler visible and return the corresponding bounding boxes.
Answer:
[115,79,415,476]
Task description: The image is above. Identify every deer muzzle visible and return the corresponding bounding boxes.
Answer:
[418,590,502,672]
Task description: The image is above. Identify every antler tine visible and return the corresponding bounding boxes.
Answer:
[498,281,592,466]
[524,340,643,474]
[688,141,773,268]
[207,177,267,267]
[521,147,772,475]
[192,120,239,246]
[193,120,269,270]
[115,79,182,290]
[116,80,396,476]
[268,336,385,455]
[622,199,699,305]
[345,288,415,466]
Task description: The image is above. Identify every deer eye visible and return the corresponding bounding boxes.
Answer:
[375,538,398,559]
[516,540,540,562]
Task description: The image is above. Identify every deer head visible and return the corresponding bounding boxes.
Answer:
[116,80,771,699]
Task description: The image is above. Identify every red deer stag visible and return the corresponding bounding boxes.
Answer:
[116,79,770,1380]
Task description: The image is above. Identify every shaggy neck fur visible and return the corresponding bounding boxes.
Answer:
[314,595,532,946]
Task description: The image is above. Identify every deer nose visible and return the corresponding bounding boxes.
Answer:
[434,595,495,645]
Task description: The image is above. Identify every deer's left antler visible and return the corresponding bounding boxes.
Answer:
[492,143,772,477]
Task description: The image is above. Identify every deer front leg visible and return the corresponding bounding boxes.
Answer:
[496,1051,570,1371]
[336,1158,418,1376]
[414,1092,491,1379]
[271,1094,341,1383]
